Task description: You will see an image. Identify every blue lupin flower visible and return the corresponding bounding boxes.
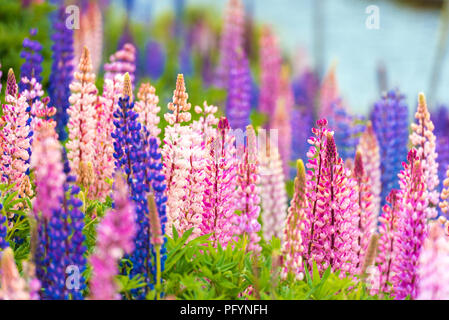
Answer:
[226,50,251,131]
[48,4,75,142]
[370,89,409,207]
[19,28,43,93]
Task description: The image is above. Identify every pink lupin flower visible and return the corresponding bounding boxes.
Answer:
[259,142,288,241]
[392,149,428,300]
[0,248,32,300]
[303,121,360,276]
[31,126,65,221]
[90,75,123,201]
[441,166,449,216]
[357,121,382,216]
[201,117,238,248]
[216,0,245,87]
[234,125,261,253]
[89,174,136,300]
[417,222,449,300]
[104,43,137,87]
[258,26,282,118]
[410,93,439,219]
[353,150,376,272]
[0,69,32,197]
[281,159,307,281]
[162,74,195,238]
[67,46,98,189]
[374,189,402,295]
[135,82,161,144]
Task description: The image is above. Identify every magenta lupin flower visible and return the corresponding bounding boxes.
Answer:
[304,123,361,275]
[392,149,428,300]
[417,222,449,300]
[410,93,439,219]
[0,69,33,197]
[67,46,98,189]
[374,189,402,295]
[201,117,237,247]
[89,174,136,300]
[234,125,261,253]
[281,159,307,281]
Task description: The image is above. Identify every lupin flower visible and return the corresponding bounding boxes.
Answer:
[67,46,98,189]
[32,128,87,300]
[0,196,6,249]
[353,151,376,271]
[374,189,402,295]
[19,28,43,93]
[281,159,307,281]
[371,89,409,207]
[357,122,382,217]
[307,132,360,275]
[392,149,427,300]
[104,43,137,87]
[90,75,123,201]
[216,0,245,87]
[135,82,162,144]
[417,222,449,300]
[234,125,261,253]
[302,120,360,275]
[201,118,238,247]
[441,167,449,215]
[258,26,281,118]
[226,49,251,131]
[259,141,288,241]
[90,174,136,300]
[0,248,30,300]
[0,69,33,198]
[73,0,103,74]
[290,106,313,178]
[162,74,193,238]
[409,93,439,219]
[49,3,75,141]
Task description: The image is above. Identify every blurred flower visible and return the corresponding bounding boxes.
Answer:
[104,43,137,88]
[19,29,43,94]
[145,39,166,81]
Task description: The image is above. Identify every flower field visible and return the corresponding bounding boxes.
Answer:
[0,0,449,301]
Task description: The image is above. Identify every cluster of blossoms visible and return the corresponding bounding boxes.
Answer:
[104,43,137,86]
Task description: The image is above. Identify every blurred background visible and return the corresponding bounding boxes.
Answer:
[0,0,448,114]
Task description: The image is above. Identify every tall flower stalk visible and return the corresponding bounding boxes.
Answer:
[410,93,439,219]
[67,46,98,190]
[392,149,427,300]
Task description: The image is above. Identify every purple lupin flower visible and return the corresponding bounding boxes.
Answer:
[226,49,251,131]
